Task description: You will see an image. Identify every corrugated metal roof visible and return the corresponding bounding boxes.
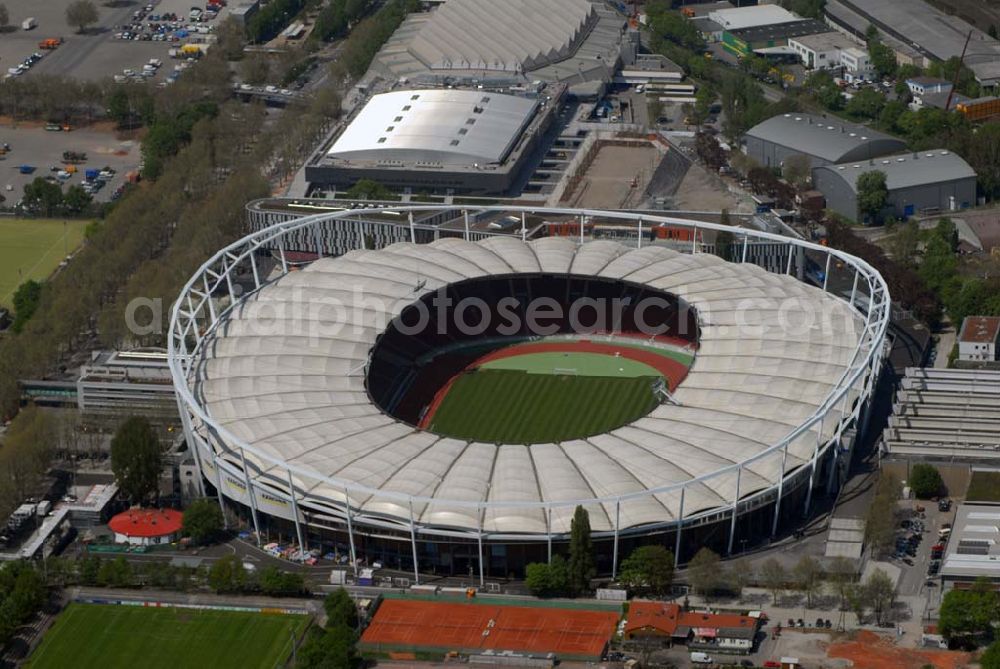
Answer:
[326,89,538,165]
[708,4,799,30]
[816,149,977,191]
[746,113,905,163]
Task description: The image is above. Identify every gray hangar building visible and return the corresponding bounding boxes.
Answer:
[812,149,977,221]
[305,87,561,195]
[743,113,907,169]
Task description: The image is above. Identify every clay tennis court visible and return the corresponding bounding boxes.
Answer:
[361,599,619,660]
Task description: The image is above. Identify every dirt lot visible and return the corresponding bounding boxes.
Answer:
[0,121,141,202]
[827,630,972,669]
[670,160,745,212]
[569,144,662,209]
[1,0,229,82]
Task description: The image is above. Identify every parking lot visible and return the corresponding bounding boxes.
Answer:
[1,0,228,82]
[0,122,141,203]
[893,497,955,599]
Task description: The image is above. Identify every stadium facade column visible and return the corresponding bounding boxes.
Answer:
[849,270,859,308]
[343,486,358,576]
[858,344,885,443]
[276,237,288,274]
[546,506,552,563]
[520,212,526,242]
[477,505,485,587]
[579,214,586,245]
[823,254,832,291]
[408,499,420,584]
[771,442,789,537]
[727,465,742,555]
[673,486,685,568]
[177,400,206,498]
[211,446,228,530]
[741,234,749,263]
[248,250,261,290]
[691,226,699,254]
[286,468,306,555]
[637,217,642,249]
[202,274,217,323]
[463,210,470,241]
[223,254,236,304]
[611,498,621,579]
[409,211,416,244]
[786,243,794,275]
[803,414,825,516]
[238,447,262,545]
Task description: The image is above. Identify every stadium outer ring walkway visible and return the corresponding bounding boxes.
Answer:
[167,205,890,584]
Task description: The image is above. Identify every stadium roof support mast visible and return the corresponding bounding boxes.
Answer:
[727,465,742,555]
[239,448,262,546]
[287,469,306,557]
[344,487,358,576]
[771,443,789,537]
[674,487,685,568]
[611,498,621,579]
[409,500,420,584]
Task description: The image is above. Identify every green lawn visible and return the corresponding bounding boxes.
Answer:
[481,351,663,377]
[26,603,310,669]
[0,218,88,304]
[428,369,659,443]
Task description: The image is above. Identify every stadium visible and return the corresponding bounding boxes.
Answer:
[168,206,890,581]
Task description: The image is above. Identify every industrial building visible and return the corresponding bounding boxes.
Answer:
[75,349,177,415]
[368,0,627,96]
[305,87,562,195]
[881,367,1000,463]
[708,5,800,31]
[623,601,760,654]
[958,316,1000,362]
[788,32,873,80]
[939,503,1000,592]
[744,113,906,169]
[824,0,1000,87]
[722,19,828,59]
[812,149,976,222]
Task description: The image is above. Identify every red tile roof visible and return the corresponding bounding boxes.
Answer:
[108,508,183,538]
[624,601,759,637]
[959,316,1000,344]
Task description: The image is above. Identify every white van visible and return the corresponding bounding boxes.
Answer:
[690,652,713,664]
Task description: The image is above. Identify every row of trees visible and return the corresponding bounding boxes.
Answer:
[297,589,362,669]
[525,506,596,597]
[864,472,902,559]
[208,556,307,596]
[0,562,46,648]
[19,178,94,217]
[312,0,368,42]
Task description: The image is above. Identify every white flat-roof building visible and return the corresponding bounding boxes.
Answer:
[708,5,799,31]
[788,32,874,80]
[958,316,1000,362]
[940,503,1000,591]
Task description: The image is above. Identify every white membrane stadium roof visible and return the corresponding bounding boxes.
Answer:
[326,89,539,166]
[194,238,864,535]
[409,0,596,73]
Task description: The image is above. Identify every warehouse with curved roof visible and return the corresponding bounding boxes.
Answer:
[744,113,907,169]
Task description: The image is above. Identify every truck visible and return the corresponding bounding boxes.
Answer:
[22,17,37,30]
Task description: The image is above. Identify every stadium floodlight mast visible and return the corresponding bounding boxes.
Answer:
[168,205,889,581]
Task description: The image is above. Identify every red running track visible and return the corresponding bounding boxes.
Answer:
[418,339,693,430]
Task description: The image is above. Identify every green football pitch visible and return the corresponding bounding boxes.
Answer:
[428,367,660,443]
[26,603,310,669]
[481,351,664,377]
[0,218,88,305]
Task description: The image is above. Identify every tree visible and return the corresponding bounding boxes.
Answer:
[619,545,674,596]
[22,177,63,216]
[856,170,889,224]
[845,87,886,122]
[182,499,224,545]
[66,0,99,32]
[110,416,163,503]
[344,178,394,201]
[259,566,305,596]
[782,153,812,190]
[0,4,9,29]
[864,568,896,626]
[297,623,360,669]
[938,580,999,641]
[11,280,42,333]
[792,555,824,608]
[827,556,856,610]
[760,558,786,605]
[686,548,722,597]
[208,555,245,592]
[525,556,569,597]
[63,185,93,214]
[568,506,595,596]
[323,588,358,629]
[981,640,1000,669]
[909,463,944,499]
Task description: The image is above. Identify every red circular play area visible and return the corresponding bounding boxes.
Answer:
[108,508,183,538]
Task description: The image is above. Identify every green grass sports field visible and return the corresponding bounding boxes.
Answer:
[26,603,309,669]
[0,218,88,304]
[428,368,659,443]
[481,351,664,377]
